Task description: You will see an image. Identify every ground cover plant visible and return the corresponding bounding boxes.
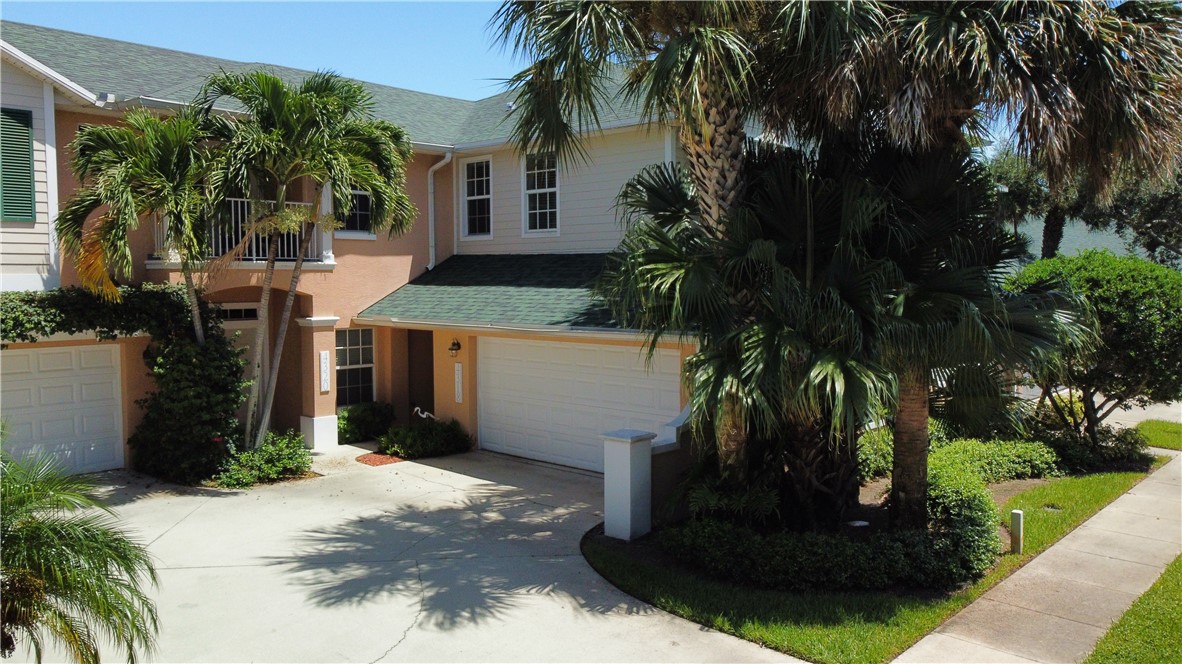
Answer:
[1136,419,1182,451]
[337,402,397,445]
[212,431,312,489]
[1085,553,1182,664]
[377,419,472,460]
[583,463,1160,664]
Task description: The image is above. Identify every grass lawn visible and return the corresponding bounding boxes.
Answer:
[1085,553,1182,664]
[583,465,1162,664]
[1136,419,1182,450]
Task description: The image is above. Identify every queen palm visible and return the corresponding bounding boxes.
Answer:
[56,107,214,345]
[1,455,158,664]
[200,70,416,449]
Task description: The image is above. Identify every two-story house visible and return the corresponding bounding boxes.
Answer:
[1,21,688,475]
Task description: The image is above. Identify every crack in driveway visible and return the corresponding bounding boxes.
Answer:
[369,561,424,664]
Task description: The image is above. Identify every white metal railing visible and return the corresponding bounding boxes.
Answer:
[152,198,320,262]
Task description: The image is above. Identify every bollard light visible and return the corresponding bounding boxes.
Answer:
[1011,509,1024,555]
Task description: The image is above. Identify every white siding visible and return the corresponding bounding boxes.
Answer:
[456,125,670,254]
[0,61,54,288]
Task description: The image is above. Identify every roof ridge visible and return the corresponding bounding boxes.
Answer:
[2,20,238,66]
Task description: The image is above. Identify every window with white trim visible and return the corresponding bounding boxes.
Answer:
[524,152,558,232]
[342,191,372,233]
[463,158,492,236]
[335,328,374,406]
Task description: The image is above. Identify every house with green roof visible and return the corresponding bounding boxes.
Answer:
[0,20,686,475]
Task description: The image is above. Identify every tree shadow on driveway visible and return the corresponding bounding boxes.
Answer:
[266,480,653,630]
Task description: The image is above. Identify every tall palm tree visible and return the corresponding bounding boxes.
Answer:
[199,70,416,449]
[1,455,158,664]
[56,107,215,345]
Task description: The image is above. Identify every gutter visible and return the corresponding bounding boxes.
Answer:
[426,150,453,270]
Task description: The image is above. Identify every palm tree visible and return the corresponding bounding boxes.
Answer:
[601,142,895,528]
[199,70,416,449]
[1,455,158,664]
[861,145,1080,528]
[56,107,215,345]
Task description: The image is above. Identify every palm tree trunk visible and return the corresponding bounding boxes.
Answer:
[891,367,931,530]
[1041,204,1067,259]
[244,185,287,448]
[253,223,314,449]
[181,267,206,347]
[679,89,746,230]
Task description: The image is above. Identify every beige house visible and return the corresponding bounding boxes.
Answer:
[0,21,689,475]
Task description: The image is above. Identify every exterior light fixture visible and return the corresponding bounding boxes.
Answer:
[448,338,462,357]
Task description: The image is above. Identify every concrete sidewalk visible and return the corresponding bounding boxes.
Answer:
[897,449,1182,663]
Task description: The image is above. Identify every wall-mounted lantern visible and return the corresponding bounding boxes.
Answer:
[448,338,462,357]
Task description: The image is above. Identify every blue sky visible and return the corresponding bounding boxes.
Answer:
[2,2,524,100]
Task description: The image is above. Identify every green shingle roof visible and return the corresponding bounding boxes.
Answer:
[357,254,618,330]
[1,20,643,148]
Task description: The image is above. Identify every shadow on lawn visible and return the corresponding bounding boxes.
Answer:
[268,464,648,630]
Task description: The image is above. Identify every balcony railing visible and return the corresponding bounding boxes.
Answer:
[152,198,322,263]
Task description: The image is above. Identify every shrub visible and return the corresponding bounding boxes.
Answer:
[377,419,471,459]
[213,430,312,489]
[1026,398,1153,471]
[661,454,1000,591]
[337,401,396,445]
[929,438,1061,483]
[857,427,894,482]
[1009,251,1182,444]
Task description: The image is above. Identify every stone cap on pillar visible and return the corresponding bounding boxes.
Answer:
[602,429,658,444]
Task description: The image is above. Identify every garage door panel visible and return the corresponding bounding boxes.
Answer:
[478,338,681,472]
[2,346,123,474]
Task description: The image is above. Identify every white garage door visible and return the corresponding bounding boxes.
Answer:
[477,337,681,472]
[1,345,124,474]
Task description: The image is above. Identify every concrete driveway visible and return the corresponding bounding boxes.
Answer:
[29,448,794,663]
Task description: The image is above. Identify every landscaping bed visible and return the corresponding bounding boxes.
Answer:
[582,460,1163,664]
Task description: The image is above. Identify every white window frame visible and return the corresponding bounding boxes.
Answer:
[216,301,260,327]
[521,152,560,236]
[334,190,376,240]
[459,155,494,240]
[335,328,375,407]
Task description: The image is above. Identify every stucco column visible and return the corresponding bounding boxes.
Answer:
[603,429,657,541]
[297,316,339,450]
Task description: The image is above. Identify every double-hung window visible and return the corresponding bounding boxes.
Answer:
[1,108,36,222]
[463,158,492,237]
[335,328,374,406]
[341,191,372,233]
[524,152,558,233]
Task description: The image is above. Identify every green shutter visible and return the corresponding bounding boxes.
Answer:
[1,108,36,222]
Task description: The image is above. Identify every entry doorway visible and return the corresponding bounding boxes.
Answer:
[407,329,435,415]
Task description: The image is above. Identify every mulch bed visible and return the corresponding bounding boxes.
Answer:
[356,452,405,467]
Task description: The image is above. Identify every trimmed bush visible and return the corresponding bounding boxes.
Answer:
[213,431,312,489]
[377,419,471,459]
[337,401,396,445]
[857,427,893,482]
[661,456,1000,590]
[929,438,1061,483]
[1026,398,1152,471]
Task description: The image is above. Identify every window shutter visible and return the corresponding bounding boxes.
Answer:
[1,108,36,222]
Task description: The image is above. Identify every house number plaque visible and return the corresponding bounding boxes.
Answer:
[319,350,330,393]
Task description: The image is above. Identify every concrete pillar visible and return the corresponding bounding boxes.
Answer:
[603,429,656,541]
[297,316,340,450]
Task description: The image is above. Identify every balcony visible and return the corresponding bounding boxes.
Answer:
[149,198,334,269]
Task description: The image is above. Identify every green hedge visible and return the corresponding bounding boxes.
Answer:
[213,431,312,489]
[930,438,1061,483]
[661,457,1001,591]
[337,401,396,445]
[377,419,471,459]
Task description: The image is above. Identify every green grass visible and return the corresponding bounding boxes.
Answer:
[1136,419,1182,450]
[583,467,1159,664]
[1085,553,1182,664]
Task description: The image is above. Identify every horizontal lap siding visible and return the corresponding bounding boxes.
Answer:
[0,63,50,271]
[457,126,667,254]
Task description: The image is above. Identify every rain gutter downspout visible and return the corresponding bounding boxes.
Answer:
[427,151,454,270]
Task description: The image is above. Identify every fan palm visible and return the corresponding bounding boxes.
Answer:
[601,142,896,528]
[1,456,158,664]
[56,107,215,345]
[199,70,416,449]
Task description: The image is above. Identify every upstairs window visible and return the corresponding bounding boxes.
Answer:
[524,152,558,233]
[464,158,492,237]
[335,328,374,406]
[342,191,372,233]
[1,108,35,222]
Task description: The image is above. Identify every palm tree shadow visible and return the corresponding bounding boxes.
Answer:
[266,481,651,629]
[86,469,237,508]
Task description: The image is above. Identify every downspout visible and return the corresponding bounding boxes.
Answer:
[427,151,453,270]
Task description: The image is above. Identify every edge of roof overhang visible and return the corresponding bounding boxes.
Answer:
[1,39,103,107]
[352,314,648,339]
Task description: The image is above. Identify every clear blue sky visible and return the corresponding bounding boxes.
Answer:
[2,1,525,100]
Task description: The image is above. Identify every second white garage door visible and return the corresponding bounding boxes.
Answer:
[1,344,124,474]
[477,337,682,472]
